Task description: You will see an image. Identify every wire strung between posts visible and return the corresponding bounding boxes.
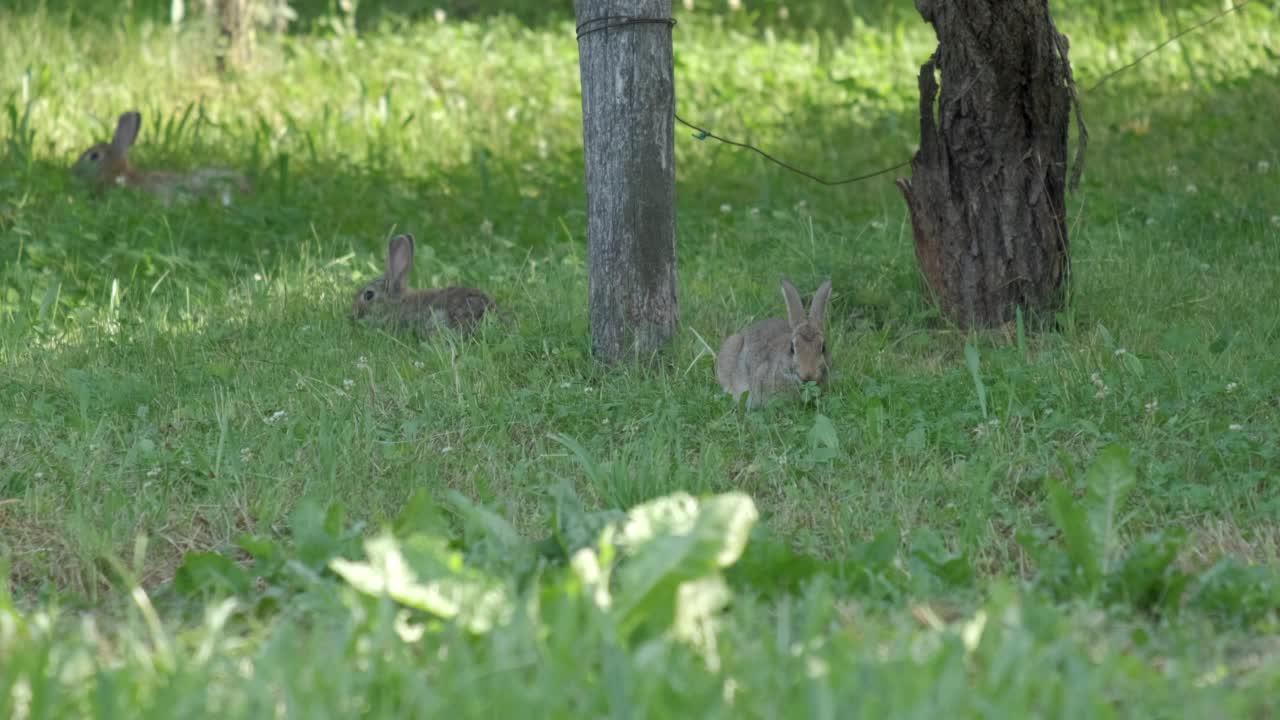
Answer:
[675,113,910,185]
[578,2,1253,187]
[576,15,677,40]
[1086,0,1250,92]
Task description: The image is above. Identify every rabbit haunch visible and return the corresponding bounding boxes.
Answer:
[717,278,832,409]
[352,233,501,338]
[73,110,250,205]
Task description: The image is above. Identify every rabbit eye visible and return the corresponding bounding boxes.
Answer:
[88,150,101,161]
[789,341,795,355]
[822,342,826,353]
[363,289,375,301]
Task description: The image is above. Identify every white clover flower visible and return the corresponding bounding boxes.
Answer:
[719,204,732,214]
[1226,382,1239,393]
[413,360,425,370]
[1091,371,1109,399]
[1185,184,1198,195]
[480,218,494,236]
[265,410,287,425]
[1258,160,1271,174]
[146,467,161,478]
[1165,164,1179,176]
[749,207,761,217]
[1144,399,1159,414]
[343,378,355,390]
[433,8,446,22]
[1114,348,1127,357]
[1229,424,1243,431]
[356,356,369,370]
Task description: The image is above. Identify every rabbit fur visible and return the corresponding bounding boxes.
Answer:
[352,233,501,338]
[73,111,250,205]
[717,278,832,408]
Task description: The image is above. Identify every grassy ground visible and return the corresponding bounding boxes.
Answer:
[2,1,1279,716]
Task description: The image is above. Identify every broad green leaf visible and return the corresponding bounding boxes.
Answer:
[173,552,252,598]
[1104,529,1189,614]
[330,533,511,634]
[1084,444,1137,574]
[392,489,452,538]
[1047,480,1101,593]
[808,413,841,452]
[550,483,625,559]
[612,492,758,634]
[290,499,361,572]
[671,575,732,660]
[445,486,524,556]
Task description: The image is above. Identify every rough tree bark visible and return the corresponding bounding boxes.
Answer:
[575,0,679,365]
[210,0,251,72]
[896,0,1084,329]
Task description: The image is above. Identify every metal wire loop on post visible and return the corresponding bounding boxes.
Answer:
[576,15,677,41]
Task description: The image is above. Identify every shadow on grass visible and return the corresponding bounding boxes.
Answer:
[3,50,1276,332]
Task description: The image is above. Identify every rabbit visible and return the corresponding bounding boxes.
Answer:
[352,233,501,338]
[717,278,833,409]
[72,110,250,205]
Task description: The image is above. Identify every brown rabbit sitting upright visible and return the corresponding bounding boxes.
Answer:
[352,233,501,338]
[717,278,832,409]
[73,110,250,205]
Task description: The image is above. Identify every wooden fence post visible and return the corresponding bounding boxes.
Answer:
[574,0,680,365]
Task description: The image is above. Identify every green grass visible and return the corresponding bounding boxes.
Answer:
[2,0,1280,717]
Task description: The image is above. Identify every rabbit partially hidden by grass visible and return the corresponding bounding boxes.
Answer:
[73,110,250,205]
[717,278,832,409]
[352,233,501,338]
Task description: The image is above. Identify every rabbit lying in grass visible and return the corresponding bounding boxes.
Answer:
[352,233,501,338]
[717,278,832,408]
[73,110,250,205]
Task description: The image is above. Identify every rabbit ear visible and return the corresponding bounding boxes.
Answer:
[112,111,141,154]
[780,278,805,328]
[809,279,832,327]
[386,233,415,293]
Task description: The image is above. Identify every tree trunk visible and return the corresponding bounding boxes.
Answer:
[896,0,1081,329]
[575,0,679,365]
[211,0,252,72]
